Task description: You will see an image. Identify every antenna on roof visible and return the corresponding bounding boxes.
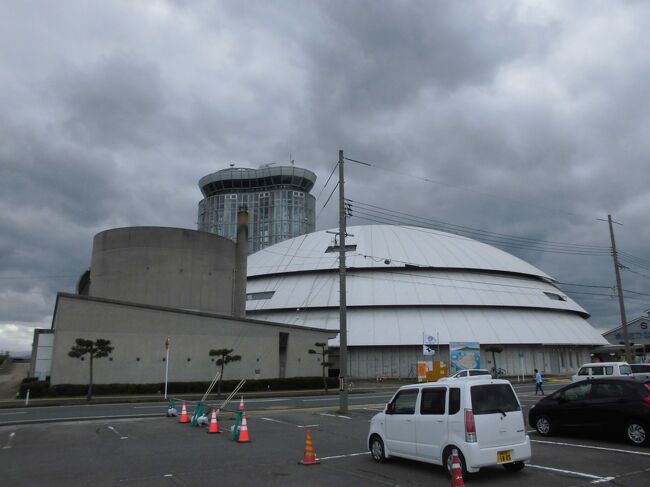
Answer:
[290,153,294,165]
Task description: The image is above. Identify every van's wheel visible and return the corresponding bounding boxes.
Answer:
[625,421,648,446]
[503,461,525,472]
[444,447,467,476]
[535,415,554,436]
[369,435,387,463]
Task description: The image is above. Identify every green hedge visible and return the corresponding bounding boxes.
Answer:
[18,376,340,398]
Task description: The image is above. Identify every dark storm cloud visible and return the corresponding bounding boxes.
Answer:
[56,55,168,150]
[1,1,650,350]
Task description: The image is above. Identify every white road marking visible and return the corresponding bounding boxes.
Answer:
[303,394,391,402]
[528,464,610,481]
[107,425,128,439]
[319,413,351,419]
[260,417,287,424]
[531,439,650,457]
[2,432,16,449]
[0,411,28,415]
[133,405,168,409]
[318,451,370,461]
[260,417,319,428]
[244,398,287,403]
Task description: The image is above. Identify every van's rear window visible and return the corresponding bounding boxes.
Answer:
[470,384,520,415]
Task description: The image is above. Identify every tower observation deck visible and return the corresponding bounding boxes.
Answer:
[198,165,317,254]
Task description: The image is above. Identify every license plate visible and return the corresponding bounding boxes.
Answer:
[497,450,512,463]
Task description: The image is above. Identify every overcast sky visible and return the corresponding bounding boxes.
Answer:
[1,1,649,353]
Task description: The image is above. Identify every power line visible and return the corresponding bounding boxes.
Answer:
[349,210,611,257]
[343,155,588,219]
[348,199,610,252]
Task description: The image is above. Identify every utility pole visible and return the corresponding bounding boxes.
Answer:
[603,214,632,363]
[338,149,348,414]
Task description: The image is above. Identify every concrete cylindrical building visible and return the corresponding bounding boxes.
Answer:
[89,227,235,314]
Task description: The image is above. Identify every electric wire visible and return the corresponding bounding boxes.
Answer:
[348,199,611,253]
[343,155,587,219]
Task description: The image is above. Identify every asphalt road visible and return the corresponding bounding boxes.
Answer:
[2,381,649,486]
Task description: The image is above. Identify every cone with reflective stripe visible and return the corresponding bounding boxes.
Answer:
[451,449,464,487]
[237,414,251,443]
[299,430,319,465]
[179,402,190,424]
[207,409,220,434]
[238,396,245,411]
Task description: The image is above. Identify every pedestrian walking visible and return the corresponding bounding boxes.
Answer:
[534,369,544,395]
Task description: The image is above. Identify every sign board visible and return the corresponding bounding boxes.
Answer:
[449,341,481,374]
[423,333,437,356]
[417,361,432,382]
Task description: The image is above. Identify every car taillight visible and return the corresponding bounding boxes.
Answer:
[465,409,477,442]
[643,384,650,405]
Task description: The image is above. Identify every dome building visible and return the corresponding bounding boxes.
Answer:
[246,225,608,378]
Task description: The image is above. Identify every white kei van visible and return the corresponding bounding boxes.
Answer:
[367,378,531,475]
[571,362,633,382]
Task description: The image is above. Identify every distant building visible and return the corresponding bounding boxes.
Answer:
[197,165,316,254]
[601,312,650,362]
[603,312,650,347]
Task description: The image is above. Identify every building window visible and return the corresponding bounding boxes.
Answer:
[246,291,275,301]
[325,244,357,253]
[543,292,566,301]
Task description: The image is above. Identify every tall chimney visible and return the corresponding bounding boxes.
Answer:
[233,208,248,318]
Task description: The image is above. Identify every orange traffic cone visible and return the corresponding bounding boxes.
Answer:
[238,396,245,411]
[237,414,251,443]
[450,449,464,487]
[299,430,320,465]
[179,402,190,424]
[207,409,220,434]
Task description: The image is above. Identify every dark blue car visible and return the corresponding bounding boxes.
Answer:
[528,377,650,446]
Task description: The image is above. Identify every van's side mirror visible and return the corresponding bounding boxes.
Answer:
[385,403,394,414]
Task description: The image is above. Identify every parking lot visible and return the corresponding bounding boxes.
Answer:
[1,389,649,487]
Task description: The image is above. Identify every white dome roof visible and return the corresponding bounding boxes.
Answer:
[248,225,553,280]
[246,225,605,346]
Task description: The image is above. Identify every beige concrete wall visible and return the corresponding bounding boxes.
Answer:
[50,294,335,385]
[90,227,236,315]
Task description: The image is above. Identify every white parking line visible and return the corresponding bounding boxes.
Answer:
[531,439,650,457]
[528,464,613,483]
[318,452,370,461]
[303,394,391,402]
[319,413,351,420]
[0,411,28,415]
[2,432,15,449]
[107,425,128,440]
[260,417,319,429]
[260,417,285,424]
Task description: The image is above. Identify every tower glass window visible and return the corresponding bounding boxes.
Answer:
[197,165,316,254]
